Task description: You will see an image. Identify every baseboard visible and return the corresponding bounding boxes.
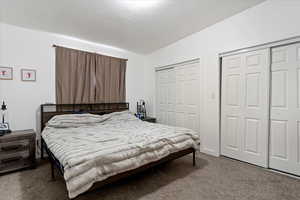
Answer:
[200,147,219,157]
[268,169,300,180]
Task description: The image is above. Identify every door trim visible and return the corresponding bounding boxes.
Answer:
[155,58,200,72]
[219,35,300,58]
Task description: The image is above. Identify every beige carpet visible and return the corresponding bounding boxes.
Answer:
[1,153,300,200]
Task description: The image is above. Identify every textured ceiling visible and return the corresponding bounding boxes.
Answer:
[0,0,265,54]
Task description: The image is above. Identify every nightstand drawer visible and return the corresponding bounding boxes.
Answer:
[0,129,36,174]
[0,140,29,153]
[0,154,32,173]
[0,151,30,161]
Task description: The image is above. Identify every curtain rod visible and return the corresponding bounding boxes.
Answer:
[52,44,128,61]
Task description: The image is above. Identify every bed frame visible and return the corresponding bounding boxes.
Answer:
[40,103,196,198]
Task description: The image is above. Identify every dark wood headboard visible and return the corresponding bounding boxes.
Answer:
[40,103,129,131]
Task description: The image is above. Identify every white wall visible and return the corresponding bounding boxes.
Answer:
[0,23,146,133]
[145,0,300,156]
[0,23,4,104]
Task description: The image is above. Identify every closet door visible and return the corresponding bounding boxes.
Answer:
[156,69,176,125]
[156,61,200,133]
[156,70,166,124]
[167,69,176,126]
[270,43,300,176]
[221,49,269,167]
[175,64,200,132]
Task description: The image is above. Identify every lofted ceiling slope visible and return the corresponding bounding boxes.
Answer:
[0,0,265,54]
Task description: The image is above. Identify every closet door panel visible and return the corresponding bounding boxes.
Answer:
[176,112,185,127]
[270,44,300,176]
[242,50,269,167]
[156,71,168,124]
[270,120,288,160]
[221,54,243,160]
[245,72,260,107]
[244,118,259,154]
[226,74,241,107]
[175,64,200,132]
[221,49,269,167]
[225,116,240,151]
[156,61,200,134]
[184,80,198,112]
[167,69,176,126]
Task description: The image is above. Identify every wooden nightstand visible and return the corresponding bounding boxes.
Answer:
[0,129,36,174]
[142,117,156,123]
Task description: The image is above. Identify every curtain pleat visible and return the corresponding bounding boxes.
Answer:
[94,55,126,103]
[56,47,126,104]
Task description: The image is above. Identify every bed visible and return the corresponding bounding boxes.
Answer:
[40,103,200,199]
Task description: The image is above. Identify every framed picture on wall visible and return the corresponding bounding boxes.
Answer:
[0,66,13,80]
[21,69,36,82]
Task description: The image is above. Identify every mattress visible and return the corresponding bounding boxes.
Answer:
[42,111,200,198]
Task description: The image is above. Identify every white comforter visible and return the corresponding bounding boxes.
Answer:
[42,111,200,198]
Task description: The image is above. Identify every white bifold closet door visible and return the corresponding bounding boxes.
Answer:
[270,43,300,176]
[156,68,176,126]
[156,62,200,133]
[221,49,269,167]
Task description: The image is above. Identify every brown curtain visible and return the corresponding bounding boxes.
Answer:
[95,55,126,103]
[56,46,126,104]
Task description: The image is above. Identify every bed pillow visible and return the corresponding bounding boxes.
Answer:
[105,110,139,122]
[47,113,110,128]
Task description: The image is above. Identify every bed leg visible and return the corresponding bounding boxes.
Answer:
[51,162,55,181]
[193,149,196,167]
[41,139,44,159]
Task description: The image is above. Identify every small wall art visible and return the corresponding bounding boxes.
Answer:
[0,66,13,80]
[21,69,36,82]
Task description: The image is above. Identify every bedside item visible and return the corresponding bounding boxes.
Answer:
[0,66,13,80]
[0,101,11,136]
[0,123,11,136]
[136,100,147,119]
[21,69,36,82]
[0,129,36,174]
[142,117,156,123]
